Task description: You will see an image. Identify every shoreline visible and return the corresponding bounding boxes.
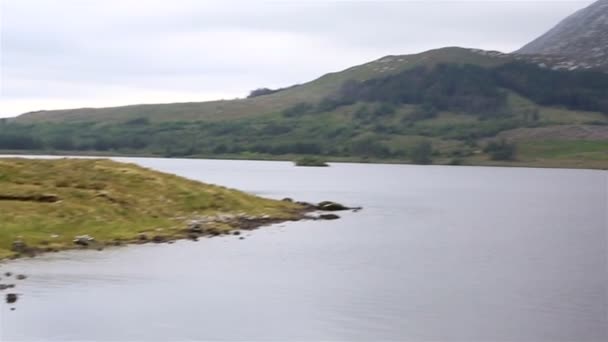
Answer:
[1,201,355,262]
[0,150,606,171]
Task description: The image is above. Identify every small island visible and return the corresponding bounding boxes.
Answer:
[294,157,329,167]
[0,158,314,260]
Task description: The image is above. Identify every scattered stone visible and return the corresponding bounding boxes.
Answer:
[281,198,293,202]
[5,272,12,277]
[138,233,149,241]
[232,231,241,236]
[0,284,16,290]
[239,237,245,240]
[187,233,199,241]
[11,241,28,253]
[152,235,165,243]
[10,308,15,311]
[6,293,18,304]
[187,222,205,233]
[16,275,27,280]
[207,228,221,236]
[319,214,340,220]
[73,235,95,246]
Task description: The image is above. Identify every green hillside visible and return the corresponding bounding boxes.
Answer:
[3,47,608,169]
[14,47,511,124]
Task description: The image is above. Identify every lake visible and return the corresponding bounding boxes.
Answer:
[1,158,607,341]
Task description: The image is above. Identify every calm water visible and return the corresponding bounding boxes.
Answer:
[1,158,607,341]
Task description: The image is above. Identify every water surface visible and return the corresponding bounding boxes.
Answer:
[1,158,607,341]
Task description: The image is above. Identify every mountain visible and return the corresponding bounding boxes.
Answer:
[15,47,510,124]
[4,46,608,169]
[517,0,608,70]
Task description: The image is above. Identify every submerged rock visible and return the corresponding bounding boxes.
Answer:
[319,214,340,220]
[6,293,18,304]
[16,274,27,280]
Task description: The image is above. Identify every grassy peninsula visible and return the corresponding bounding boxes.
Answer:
[0,158,306,260]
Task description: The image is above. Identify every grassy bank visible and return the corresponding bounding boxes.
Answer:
[0,158,305,260]
[2,146,607,170]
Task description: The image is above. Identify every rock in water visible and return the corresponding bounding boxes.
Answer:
[6,293,18,304]
[319,214,340,220]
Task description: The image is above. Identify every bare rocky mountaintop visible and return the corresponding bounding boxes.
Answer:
[517,0,608,70]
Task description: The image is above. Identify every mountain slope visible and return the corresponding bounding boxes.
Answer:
[517,0,608,69]
[14,47,513,124]
[5,41,608,169]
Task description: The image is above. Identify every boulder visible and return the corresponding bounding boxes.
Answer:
[317,201,349,211]
[73,235,95,246]
[11,241,28,253]
[187,222,205,233]
[152,235,166,243]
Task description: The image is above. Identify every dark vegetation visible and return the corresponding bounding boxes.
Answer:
[484,140,517,161]
[294,156,329,167]
[322,62,608,116]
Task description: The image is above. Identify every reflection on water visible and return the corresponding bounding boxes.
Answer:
[1,158,607,341]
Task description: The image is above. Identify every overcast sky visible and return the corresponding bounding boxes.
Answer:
[0,0,595,118]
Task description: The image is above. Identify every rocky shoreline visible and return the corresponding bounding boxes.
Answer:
[5,200,361,260]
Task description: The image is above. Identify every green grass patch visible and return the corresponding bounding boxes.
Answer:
[518,140,608,159]
[0,158,303,259]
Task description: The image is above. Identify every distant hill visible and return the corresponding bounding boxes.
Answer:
[517,0,608,71]
[4,46,608,169]
[6,0,608,171]
[15,47,511,124]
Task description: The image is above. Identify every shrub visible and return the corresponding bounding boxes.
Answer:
[410,141,433,164]
[484,140,516,161]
